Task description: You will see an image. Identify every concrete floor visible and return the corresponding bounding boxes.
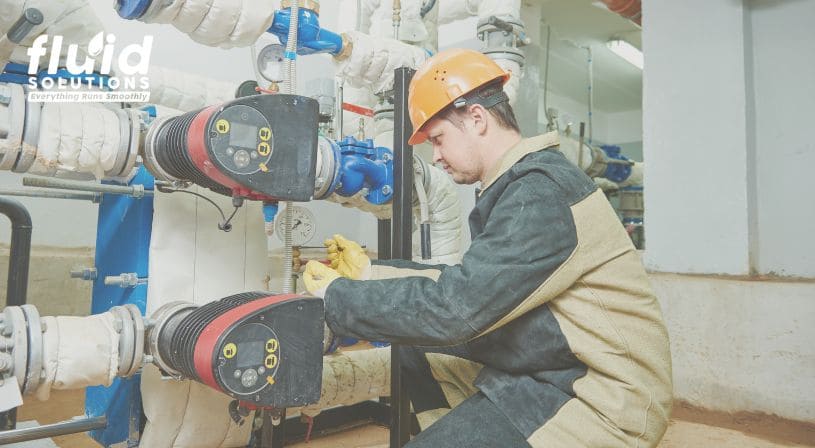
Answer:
[13,390,815,447]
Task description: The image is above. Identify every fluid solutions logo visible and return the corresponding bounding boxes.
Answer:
[26,32,153,102]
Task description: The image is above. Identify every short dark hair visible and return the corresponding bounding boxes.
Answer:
[439,80,520,133]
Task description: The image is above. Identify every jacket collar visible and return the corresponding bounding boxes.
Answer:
[479,131,560,195]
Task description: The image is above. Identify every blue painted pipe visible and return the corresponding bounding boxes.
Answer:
[263,202,279,223]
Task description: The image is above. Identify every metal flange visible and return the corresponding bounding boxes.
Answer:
[110,305,136,378]
[20,304,42,394]
[1,306,28,391]
[0,83,25,170]
[146,301,197,378]
[124,304,145,377]
[12,85,41,173]
[141,114,179,182]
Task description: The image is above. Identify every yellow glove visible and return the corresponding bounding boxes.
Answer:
[303,260,341,298]
[325,234,371,280]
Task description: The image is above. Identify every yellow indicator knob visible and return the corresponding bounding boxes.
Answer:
[264,354,278,369]
[266,338,278,353]
[257,142,271,156]
[266,376,275,385]
[223,343,237,359]
[259,127,272,141]
[259,162,269,172]
[216,119,230,134]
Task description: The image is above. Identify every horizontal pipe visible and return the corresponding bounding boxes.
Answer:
[22,177,152,198]
[0,189,101,202]
[0,416,106,444]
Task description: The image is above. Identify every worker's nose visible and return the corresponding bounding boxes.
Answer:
[432,146,442,165]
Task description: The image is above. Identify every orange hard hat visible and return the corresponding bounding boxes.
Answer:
[407,48,510,145]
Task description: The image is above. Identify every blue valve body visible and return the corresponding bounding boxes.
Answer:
[600,144,634,183]
[115,0,152,19]
[335,136,393,205]
[268,7,344,56]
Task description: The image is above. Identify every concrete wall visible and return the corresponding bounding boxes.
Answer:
[651,273,815,423]
[0,246,93,315]
[643,0,815,278]
[748,0,815,277]
[643,0,815,423]
[642,0,752,275]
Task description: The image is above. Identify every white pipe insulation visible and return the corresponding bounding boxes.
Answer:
[438,0,520,24]
[294,347,390,418]
[29,103,125,180]
[33,314,121,401]
[0,98,141,181]
[148,66,238,112]
[557,134,644,188]
[0,0,105,68]
[134,0,278,48]
[334,31,429,95]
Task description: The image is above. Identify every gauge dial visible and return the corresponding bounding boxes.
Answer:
[275,205,316,246]
[257,44,286,83]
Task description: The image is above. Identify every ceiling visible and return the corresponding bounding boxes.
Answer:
[531,0,643,113]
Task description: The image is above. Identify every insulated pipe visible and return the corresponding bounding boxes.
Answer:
[0,197,31,307]
[600,0,642,26]
[0,8,43,65]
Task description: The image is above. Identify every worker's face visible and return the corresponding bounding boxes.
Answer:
[424,113,482,184]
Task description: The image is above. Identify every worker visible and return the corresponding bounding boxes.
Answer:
[304,48,673,447]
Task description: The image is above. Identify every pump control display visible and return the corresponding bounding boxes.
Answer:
[154,292,324,409]
[218,323,280,394]
[145,94,319,201]
[211,105,273,176]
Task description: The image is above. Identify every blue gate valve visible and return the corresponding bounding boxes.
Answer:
[268,7,344,56]
[335,137,393,205]
[600,145,634,183]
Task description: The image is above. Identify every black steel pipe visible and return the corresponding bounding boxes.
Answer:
[0,416,106,444]
[390,66,415,448]
[378,219,392,260]
[0,197,32,307]
[420,223,431,260]
[0,197,33,431]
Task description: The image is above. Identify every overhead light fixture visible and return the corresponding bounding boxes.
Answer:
[606,39,643,70]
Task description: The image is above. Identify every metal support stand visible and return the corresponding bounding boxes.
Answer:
[390,66,415,448]
[378,219,392,260]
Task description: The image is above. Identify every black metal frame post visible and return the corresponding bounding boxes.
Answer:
[378,219,392,260]
[390,66,415,448]
[0,197,32,431]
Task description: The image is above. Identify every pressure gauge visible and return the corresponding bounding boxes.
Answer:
[276,205,316,246]
[257,43,286,83]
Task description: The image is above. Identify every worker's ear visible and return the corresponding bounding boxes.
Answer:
[468,103,488,136]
